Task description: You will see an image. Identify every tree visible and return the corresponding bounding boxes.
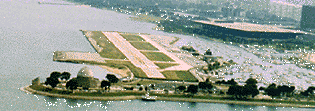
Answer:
[50,71,62,79]
[245,78,257,85]
[187,85,198,95]
[145,86,148,91]
[227,85,244,99]
[259,87,266,91]
[206,83,213,90]
[150,84,155,90]
[45,77,59,88]
[215,80,222,85]
[278,85,290,97]
[265,83,280,98]
[106,74,119,83]
[101,80,111,91]
[198,82,207,90]
[139,87,143,91]
[288,86,295,97]
[227,79,237,85]
[66,79,78,91]
[244,84,259,98]
[198,82,213,93]
[177,86,186,93]
[244,78,259,98]
[60,72,71,81]
[306,86,315,94]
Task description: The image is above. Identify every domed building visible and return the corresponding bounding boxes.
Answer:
[77,66,94,78]
[71,66,100,89]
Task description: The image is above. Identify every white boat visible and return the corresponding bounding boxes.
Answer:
[141,93,157,101]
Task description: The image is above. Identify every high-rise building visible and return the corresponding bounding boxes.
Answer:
[285,0,315,6]
[300,5,315,29]
[269,1,302,21]
[210,0,270,12]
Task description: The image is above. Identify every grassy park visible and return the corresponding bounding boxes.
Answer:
[161,71,198,82]
[82,31,127,59]
[129,42,159,51]
[154,63,179,69]
[119,33,145,41]
[104,60,148,78]
[141,51,175,62]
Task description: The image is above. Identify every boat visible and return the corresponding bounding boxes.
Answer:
[141,93,157,101]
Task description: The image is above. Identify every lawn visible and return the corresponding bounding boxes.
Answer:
[154,63,179,69]
[82,31,127,59]
[161,71,198,82]
[129,42,159,51]
[140,51,175,62]
[119,34,145,41]
[104,60,148,78]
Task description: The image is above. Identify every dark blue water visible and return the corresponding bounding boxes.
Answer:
[0,0,313,110]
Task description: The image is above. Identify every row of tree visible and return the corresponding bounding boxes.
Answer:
[260,83,295,98]
[175,78,214,96]
[215,79,237,86]
[44,71,71,88]
[44,72,118,92]
[227,78,259,99]
[301,86,315,97]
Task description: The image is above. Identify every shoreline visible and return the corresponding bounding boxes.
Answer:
[20,85,315,108]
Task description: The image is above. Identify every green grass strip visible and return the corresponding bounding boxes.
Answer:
[154,63,179,69]
[120,34,145,41]
[140,51,175,62]
[129,42,159,51]
[161,71,198,82]
[104,60,148,78]
[82,31,127,59]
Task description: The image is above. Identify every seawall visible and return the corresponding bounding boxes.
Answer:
[20,86,315,108]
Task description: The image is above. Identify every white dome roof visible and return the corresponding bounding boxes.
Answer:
[77,66,94,77]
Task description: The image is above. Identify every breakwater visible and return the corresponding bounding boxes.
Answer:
[53,51,107,64]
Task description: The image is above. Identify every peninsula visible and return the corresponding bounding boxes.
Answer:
[21,30,315,108]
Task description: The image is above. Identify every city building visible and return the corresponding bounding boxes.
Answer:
[212,0,270,12]
[193,20,305,39]
[285,0,315,6]
[71,66,101,89]
[269,1,302,21]
[300,5,315,29]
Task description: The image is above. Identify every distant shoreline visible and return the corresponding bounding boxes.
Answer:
[20,85,315,108]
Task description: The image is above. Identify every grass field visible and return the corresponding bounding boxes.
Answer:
[82,31,127,59]
[129,42,159,51]
[161,71,198,82]
[140,51,175,62]
[104,60,148,78]
[119,34,145,41]
[154,63,179,69]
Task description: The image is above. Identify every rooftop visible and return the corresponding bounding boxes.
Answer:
[193,20,306,34]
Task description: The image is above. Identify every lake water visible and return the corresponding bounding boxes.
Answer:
[0,0,314,110]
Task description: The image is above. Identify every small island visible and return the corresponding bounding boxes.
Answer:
[21,30,315,108]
